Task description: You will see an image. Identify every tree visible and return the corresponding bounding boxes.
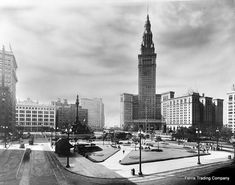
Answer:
[219,127,233,141]
[172,127,197,142]
[122,123,139,131]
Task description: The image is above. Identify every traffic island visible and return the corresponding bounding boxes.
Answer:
[87,145,120,162]
[120,147,210,165]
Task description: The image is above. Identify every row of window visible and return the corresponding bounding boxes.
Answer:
[17,122,54,126]
[16,107,55,110]
[17,118,55,121]
[16,114,54,118]
[167,122,191,124]
[18,110,55,114]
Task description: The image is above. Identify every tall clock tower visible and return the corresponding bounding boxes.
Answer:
[138,14,157,120]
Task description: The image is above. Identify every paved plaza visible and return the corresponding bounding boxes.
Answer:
[1,136,234,185]
[58,142,233,178]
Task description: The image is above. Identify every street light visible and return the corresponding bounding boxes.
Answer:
[138,125,143,176]
[65,126,72,168]
[196,128,202,165]
[150,126,154,141]
[216,128,219,150]
[102,130,105,145]
[5,126,8,148]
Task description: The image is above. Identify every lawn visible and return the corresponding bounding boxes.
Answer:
[120,143,210,165]
[87,145,120,162]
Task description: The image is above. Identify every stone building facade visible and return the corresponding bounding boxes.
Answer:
[120,15,163,132]
[0,46,17,133]
[52,98,88,130]
[161,92,223,132]
[16,98,56,132]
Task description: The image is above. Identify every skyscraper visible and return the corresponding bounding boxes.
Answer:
[121,15,162,132]
[0,46,18,132]
[138,15,157,120]
[80,98,105,130]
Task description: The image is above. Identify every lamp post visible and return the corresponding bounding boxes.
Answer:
[196,128,202,165]
[216,128,219,150]
[150,126,154,141]
[138,125,143,176]
[65,125,72,168]
[5,126,8,148]
[103,130,105,145]
[50,128,53,146]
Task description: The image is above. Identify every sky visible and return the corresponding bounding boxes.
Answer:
[0,0,234,127]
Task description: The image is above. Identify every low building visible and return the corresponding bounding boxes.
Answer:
[161,92,223,132]
[16,98,56,132]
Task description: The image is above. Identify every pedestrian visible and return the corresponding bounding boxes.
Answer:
[203,148,206,153]
[123,150,125,154]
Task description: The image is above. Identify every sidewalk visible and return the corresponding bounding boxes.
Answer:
[56,144,234,179]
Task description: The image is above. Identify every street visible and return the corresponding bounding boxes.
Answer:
[0,137,135,185]
[0,149,24,185]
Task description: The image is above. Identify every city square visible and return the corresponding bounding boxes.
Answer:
[0,132,235,185]
[1,0,235,185]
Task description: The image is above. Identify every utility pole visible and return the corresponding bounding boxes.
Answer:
[139,125,143,176]
[76,95,79,124]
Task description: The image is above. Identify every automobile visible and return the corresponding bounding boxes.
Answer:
[22,134,30,139]
[11,136,20,141]
[28,135,34,145]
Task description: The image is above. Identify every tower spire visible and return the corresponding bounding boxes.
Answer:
[141,14,155,55]
[147,0,149,16]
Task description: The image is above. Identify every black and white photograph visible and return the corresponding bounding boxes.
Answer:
[0,0,235,184]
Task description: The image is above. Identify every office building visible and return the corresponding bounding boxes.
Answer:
[80,98,104,130]
[0,46,18,133]
[52,98,88,130]
[161,92,223,132]
[16,98,56,132]
[120,15,163,132]
[227,85,235,133]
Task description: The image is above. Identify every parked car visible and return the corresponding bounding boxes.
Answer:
[29,135,34,145]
